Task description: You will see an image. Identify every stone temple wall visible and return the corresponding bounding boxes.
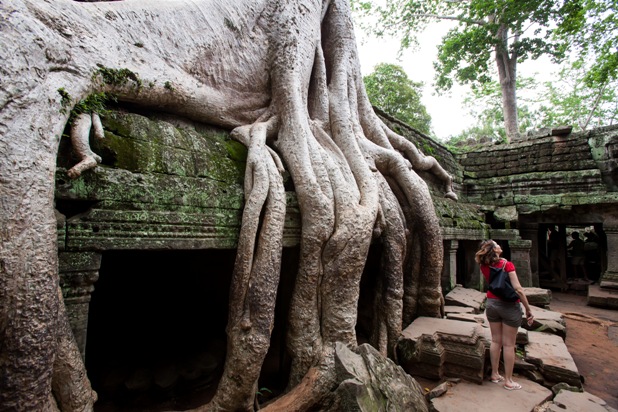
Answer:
[55,110,618,300]
[451,125,618,292]
[54,107,618,407]
[456,126,618,211]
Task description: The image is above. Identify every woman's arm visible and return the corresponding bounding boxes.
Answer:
[509,271,534,326]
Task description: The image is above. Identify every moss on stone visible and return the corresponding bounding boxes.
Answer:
[54,108,258,250]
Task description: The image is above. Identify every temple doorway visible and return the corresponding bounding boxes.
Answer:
[538,223,606,289]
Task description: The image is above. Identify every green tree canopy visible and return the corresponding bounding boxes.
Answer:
[445,58,618,149]
[354,0,616,142]
[555,0,618,87]
[363,63,432,134]
[534,59,618,130]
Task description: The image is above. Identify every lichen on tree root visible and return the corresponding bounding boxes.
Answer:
[0,0,453,410]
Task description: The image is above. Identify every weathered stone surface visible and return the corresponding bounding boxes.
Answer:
[548,389,617,412]
[457,126,618,216]
[551,126,573,136]
[58,251,102,358]
[588,285,618,310]
[330,343,429,412]
[444,305,475,314]
[397,317,486,384]
[431,377,552,412]
[552,382,583,395]
[524,287,552,308]
[55,111,303,250]
[524,331,582,387]
[459,132,602,184]
[525,305,567,339]
[599,280,618,290]
[432,197,489,231]
[444,286,486,314]
[427,381,451,400]
[445,312,486,324]
[521,369,546,385]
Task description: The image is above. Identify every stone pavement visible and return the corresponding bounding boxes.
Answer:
[431,377,551,412]
[430,377,617,412]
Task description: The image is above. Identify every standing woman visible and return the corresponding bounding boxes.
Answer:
[475,240,534,391]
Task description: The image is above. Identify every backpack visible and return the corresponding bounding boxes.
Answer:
[488,260,519,302]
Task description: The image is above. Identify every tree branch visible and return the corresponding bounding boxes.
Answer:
[580,81,608,130]
[406,13,485,26]
[509,31,520,72]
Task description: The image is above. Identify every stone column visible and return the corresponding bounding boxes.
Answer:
[59,251,101,359]
[519,226,539,287]
[442,240,459,294]
[509,239,533,287]
[600,225,618,289]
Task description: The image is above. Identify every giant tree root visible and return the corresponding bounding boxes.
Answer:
[0,0,455,410]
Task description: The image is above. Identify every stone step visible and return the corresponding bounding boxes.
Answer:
[397,317,486,384]
[524,331,582,388]
[588,284,618,310]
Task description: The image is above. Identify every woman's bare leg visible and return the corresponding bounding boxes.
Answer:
[501,323,519,387]
[488,321,503,381]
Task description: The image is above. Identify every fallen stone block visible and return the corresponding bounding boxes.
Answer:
[525,305,567,339]
[332,342,429,412]
[444,305,475,315]
[551,382,583,395]
[524,287,552,308]
[520,369,545,385]
[524,331,582,388]
[547,389,616,412]
[444,286,486,314]
[588,284,618,310]
[599,280,618,290]
[397,317,486,384]
[445,312,486,324]
[426,381,451,400]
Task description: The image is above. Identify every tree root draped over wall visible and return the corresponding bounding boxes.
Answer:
[0,0,455,410]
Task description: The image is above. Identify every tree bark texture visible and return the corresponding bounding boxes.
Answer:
[495,24,519,142]
[0,0,454,410]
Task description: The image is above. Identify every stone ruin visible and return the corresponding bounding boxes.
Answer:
[54,108,618,409]
[398,286,614,411]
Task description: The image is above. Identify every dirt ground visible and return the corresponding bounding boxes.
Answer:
[548,291,618,409]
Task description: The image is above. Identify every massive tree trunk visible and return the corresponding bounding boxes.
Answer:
[495,24,520,143]
[0,0,455,410]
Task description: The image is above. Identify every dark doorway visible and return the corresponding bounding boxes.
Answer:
[537,223,605,289]
[86,247,298,411]
[86,249,234,411]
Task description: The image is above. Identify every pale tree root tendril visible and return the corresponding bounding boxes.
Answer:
[199,117,287,412]
[67,112,104,179]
